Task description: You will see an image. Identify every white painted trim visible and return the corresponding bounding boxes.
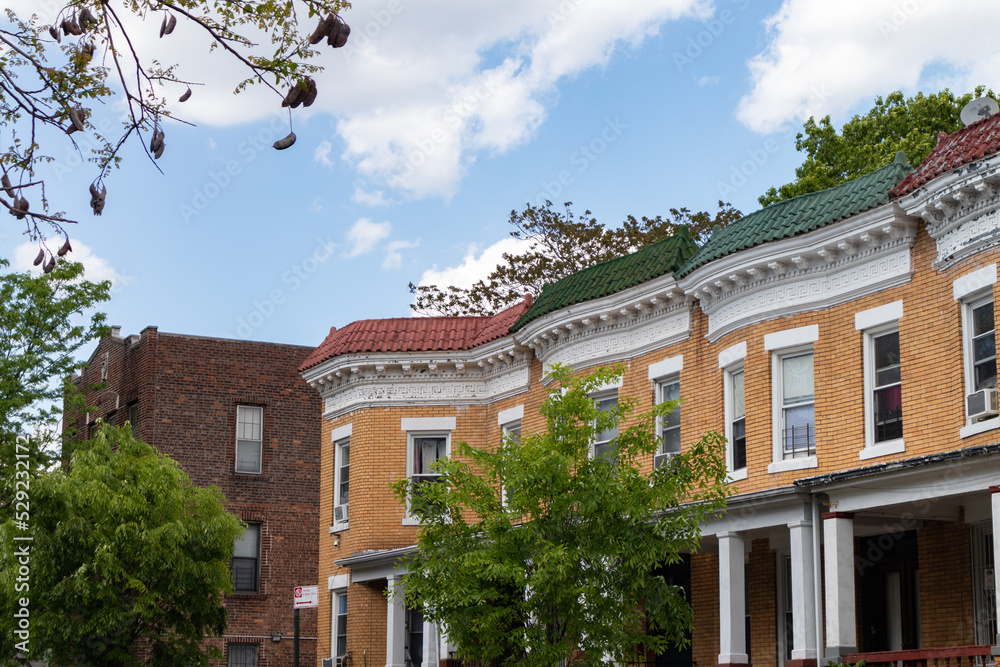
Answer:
[858,438,905,461]
[854,300,903,331]
[770,347,816,469]
[329,523,349,534]
[497,405,524,425]
[767,456,818,474]
[401,417,456,432]
[648,354,683,380]
[727,467,748,483]
[764,325,819,351]
[328,573,350,590]
[953,264,997,301]
[718,341,747,369]
[960,416,1000,439]
[860,321,902,451]
[331,423,352,442]
[403,430,451,522]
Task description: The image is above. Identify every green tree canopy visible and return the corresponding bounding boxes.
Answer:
[409,199,741,317]
[392,364,730,666]
[759,87,997,207]
[1,0,349,247]
[0,424,246,666]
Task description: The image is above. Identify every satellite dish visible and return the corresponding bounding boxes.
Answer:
[960,97,1000,126]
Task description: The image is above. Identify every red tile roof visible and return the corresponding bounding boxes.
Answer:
[299,297,532,372]
[892,112,1000,198]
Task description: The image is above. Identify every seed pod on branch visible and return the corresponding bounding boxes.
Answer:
[11,196,29,219]
[303,77,318,107]
[328,18,350,48]
[309,14,336,44]
[282,81,308,108]
[58,238,73,257]
[149,128,164,155]
[179,87,192,102]
[273,132,296,150]
[1,172,15,199]
[68,106,86,133]
[78,7,96,31]
[79,42,95,66]
[48,25,61,42]
[62,18,83,36]
[43,255,56,274]
[89,182,106,215]
[33,248,44,266]
[160,12,176,37]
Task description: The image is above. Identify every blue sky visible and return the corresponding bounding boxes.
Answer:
[5,0,1000,354]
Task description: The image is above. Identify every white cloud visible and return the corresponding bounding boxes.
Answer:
[72,0,711,199]
[10,239,134,292]
[345,218,392,257]
[352,186,390,207]
[736,0,1000,134]
[697,75,719,87]
[382,239,420,270]
[417,237,533,290]
[310,198,323,214]
[314,140,334,167]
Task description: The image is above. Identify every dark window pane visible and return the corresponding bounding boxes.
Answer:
[974,332,996,363]
[232,557,258,592]
[594,396,618,444]
[732,417,746,470]
[414,437,447,475]
[408,607,424,666]
[783,404,815,458]
[874,384,903,442]
[874,331,900,370]
[661,427,681,455]
[228,644,258,667]
[975,360,998,390]
[974,302,995,336]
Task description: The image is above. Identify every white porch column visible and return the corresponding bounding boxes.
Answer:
[386,575,406,667]
[992,486,1000,653]
[788,520,818,666]
[823,512,857,660]
[422,617,438,667]
[717,531,749,666]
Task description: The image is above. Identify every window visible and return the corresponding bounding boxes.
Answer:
[857,301,904,459]
[232,523,260,593]
[334,436,350,525]
[729,368,747,472]
[778,352,815,459]
[872,330,902,443]
[236,406,263,474]
[409,434,448,517]
[406,606,424,667]
[128,402,138,435]
[655,379,681,468]
[592,392,619,461]
[106,412,116,427]
[334,591,348,660]
[228,643,259,667]
[501,420,521,507]
[968,299,997,392]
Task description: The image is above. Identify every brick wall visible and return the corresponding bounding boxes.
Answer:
[918,517,975,647]
[749,539,777,667]
[692,553,720,667]
[68,328,321,666]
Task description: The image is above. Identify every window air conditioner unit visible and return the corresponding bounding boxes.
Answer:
[654,453,675,469]
[334,503,348,523]
[321,658,334,667]
[967,388,999,420]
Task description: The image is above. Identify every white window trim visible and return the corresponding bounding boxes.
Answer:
[331,435,350,533]
[498,404,524,425]
[648,354,683,381]
[859,317,905,458]
[331,423,353,442]
[401,416,456,432]
[720,343,747,482]
[956,268,999,437]
[655,375,681,460]
[235,405,263,475]
[403,429,452,526]
[500,419,522,508]
[766,328,819,474]
[330,585,349,662]
[590,388,619,460]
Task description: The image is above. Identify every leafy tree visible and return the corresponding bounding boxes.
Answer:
[0,257,110,522]
[759,87,997,207]
[391,364,731,667]
[409,199,741,317]
[1,0,350,250]
[0,424,246,666]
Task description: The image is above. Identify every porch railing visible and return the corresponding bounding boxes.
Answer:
[843,645,996,667]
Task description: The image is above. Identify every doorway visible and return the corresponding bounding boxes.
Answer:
[858,530,920,652]
[652,554,693,667]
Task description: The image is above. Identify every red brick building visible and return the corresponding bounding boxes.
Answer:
[302,111,1000,667]
[67,327,322,666]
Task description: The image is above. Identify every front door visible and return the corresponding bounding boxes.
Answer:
[858,530,920,652]
[653,554,693,667]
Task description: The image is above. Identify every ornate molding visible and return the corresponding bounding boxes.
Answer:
[678,204,919,341]
[898,153,1000,269]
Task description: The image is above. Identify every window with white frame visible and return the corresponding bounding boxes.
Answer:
[228,643,259,667]
[334,436,350,524]
[235,405,263,474]
[333,590,348,662]
[592,392,619,461]
[966,297,997,395]
[501,420,521,507]
[777,351,815,459]
[402,417,456,523]
[954,265,998,436]
[857,301,904,457]
[232,523,260,593]
[657,378,681,464]
[720,342,747,479]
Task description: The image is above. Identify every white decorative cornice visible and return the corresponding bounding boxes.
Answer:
[677,203,919,342]
[897,152,1000,269]
[301,335,531,420]
[511,273,692,378]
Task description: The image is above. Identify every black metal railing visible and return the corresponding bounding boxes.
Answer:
[782,423,815,458]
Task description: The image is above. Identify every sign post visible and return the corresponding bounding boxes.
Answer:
[293,586,319,667]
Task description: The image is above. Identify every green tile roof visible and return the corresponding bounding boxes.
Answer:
[675,153,913,279]
[511,230,700,331]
